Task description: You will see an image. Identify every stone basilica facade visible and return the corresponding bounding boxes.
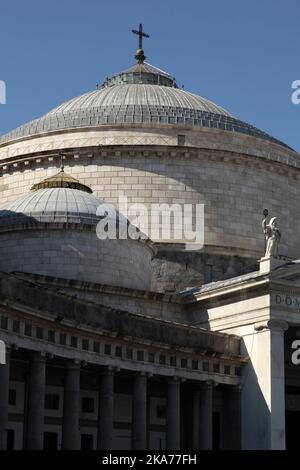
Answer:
[0,27,300,450]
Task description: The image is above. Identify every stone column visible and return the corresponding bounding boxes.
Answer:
[222,385,241,449]
[166,377,180,450]
[132,372,147,450]
[97,367,114,450]
[192,390,200,450]
[268,320,288,450]
[26,351,46,450]
[198,381,213,450]
[62,360,81,450]
[0,345,10,450]
[241,319,288,449]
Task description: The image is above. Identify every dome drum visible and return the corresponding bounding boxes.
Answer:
[0,229,152,290]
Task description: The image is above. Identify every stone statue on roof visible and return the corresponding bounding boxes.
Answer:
[262,211,281,258]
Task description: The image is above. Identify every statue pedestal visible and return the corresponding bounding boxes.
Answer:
[259,256,286,274]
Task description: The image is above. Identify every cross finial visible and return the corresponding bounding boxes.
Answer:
[132,23,150,63]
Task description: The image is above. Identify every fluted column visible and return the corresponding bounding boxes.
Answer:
[62,360,81,450]
[97,367,114,450]
[132,372,147,450]
[26,351,46,450]
[198,381,213,450]
[166,377,180,450]
[0,345,10,450]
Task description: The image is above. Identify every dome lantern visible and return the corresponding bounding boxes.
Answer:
[31,159,93,194]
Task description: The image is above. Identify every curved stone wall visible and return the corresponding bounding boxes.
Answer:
[151,247,259,292]
[0,124,297,163]
[0,226,153,290]
[0,145,299,258]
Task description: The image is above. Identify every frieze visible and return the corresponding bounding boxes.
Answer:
[273,293,300,309]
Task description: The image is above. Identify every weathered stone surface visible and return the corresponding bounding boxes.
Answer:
[151,248,258,292]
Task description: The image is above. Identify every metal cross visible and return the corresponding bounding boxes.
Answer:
[132,23,149,50]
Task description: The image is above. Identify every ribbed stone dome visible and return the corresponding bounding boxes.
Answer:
[0,188,102,226]
[49,83,231,116]
[0,61,291,149]
[0,169,128,227]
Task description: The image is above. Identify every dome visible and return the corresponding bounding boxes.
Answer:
[0,62,291,150]
[0,169,155,290]
[0,169,103,226]
[0,167,131,229]
[0,187,102,226]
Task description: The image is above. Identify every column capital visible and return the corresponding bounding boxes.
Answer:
[65,358,81,369]
[133,371,148,379]
[198,379,214,390]
[254,319,288,332]
[31,350,47,363]
[101,366,115,376]
[168,376,181,384]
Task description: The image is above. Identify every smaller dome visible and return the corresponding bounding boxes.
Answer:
[0,169,155,290]
[0,168,126,227]
[0,187,102,226]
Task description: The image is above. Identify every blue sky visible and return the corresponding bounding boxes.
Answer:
[0,0,299,151]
